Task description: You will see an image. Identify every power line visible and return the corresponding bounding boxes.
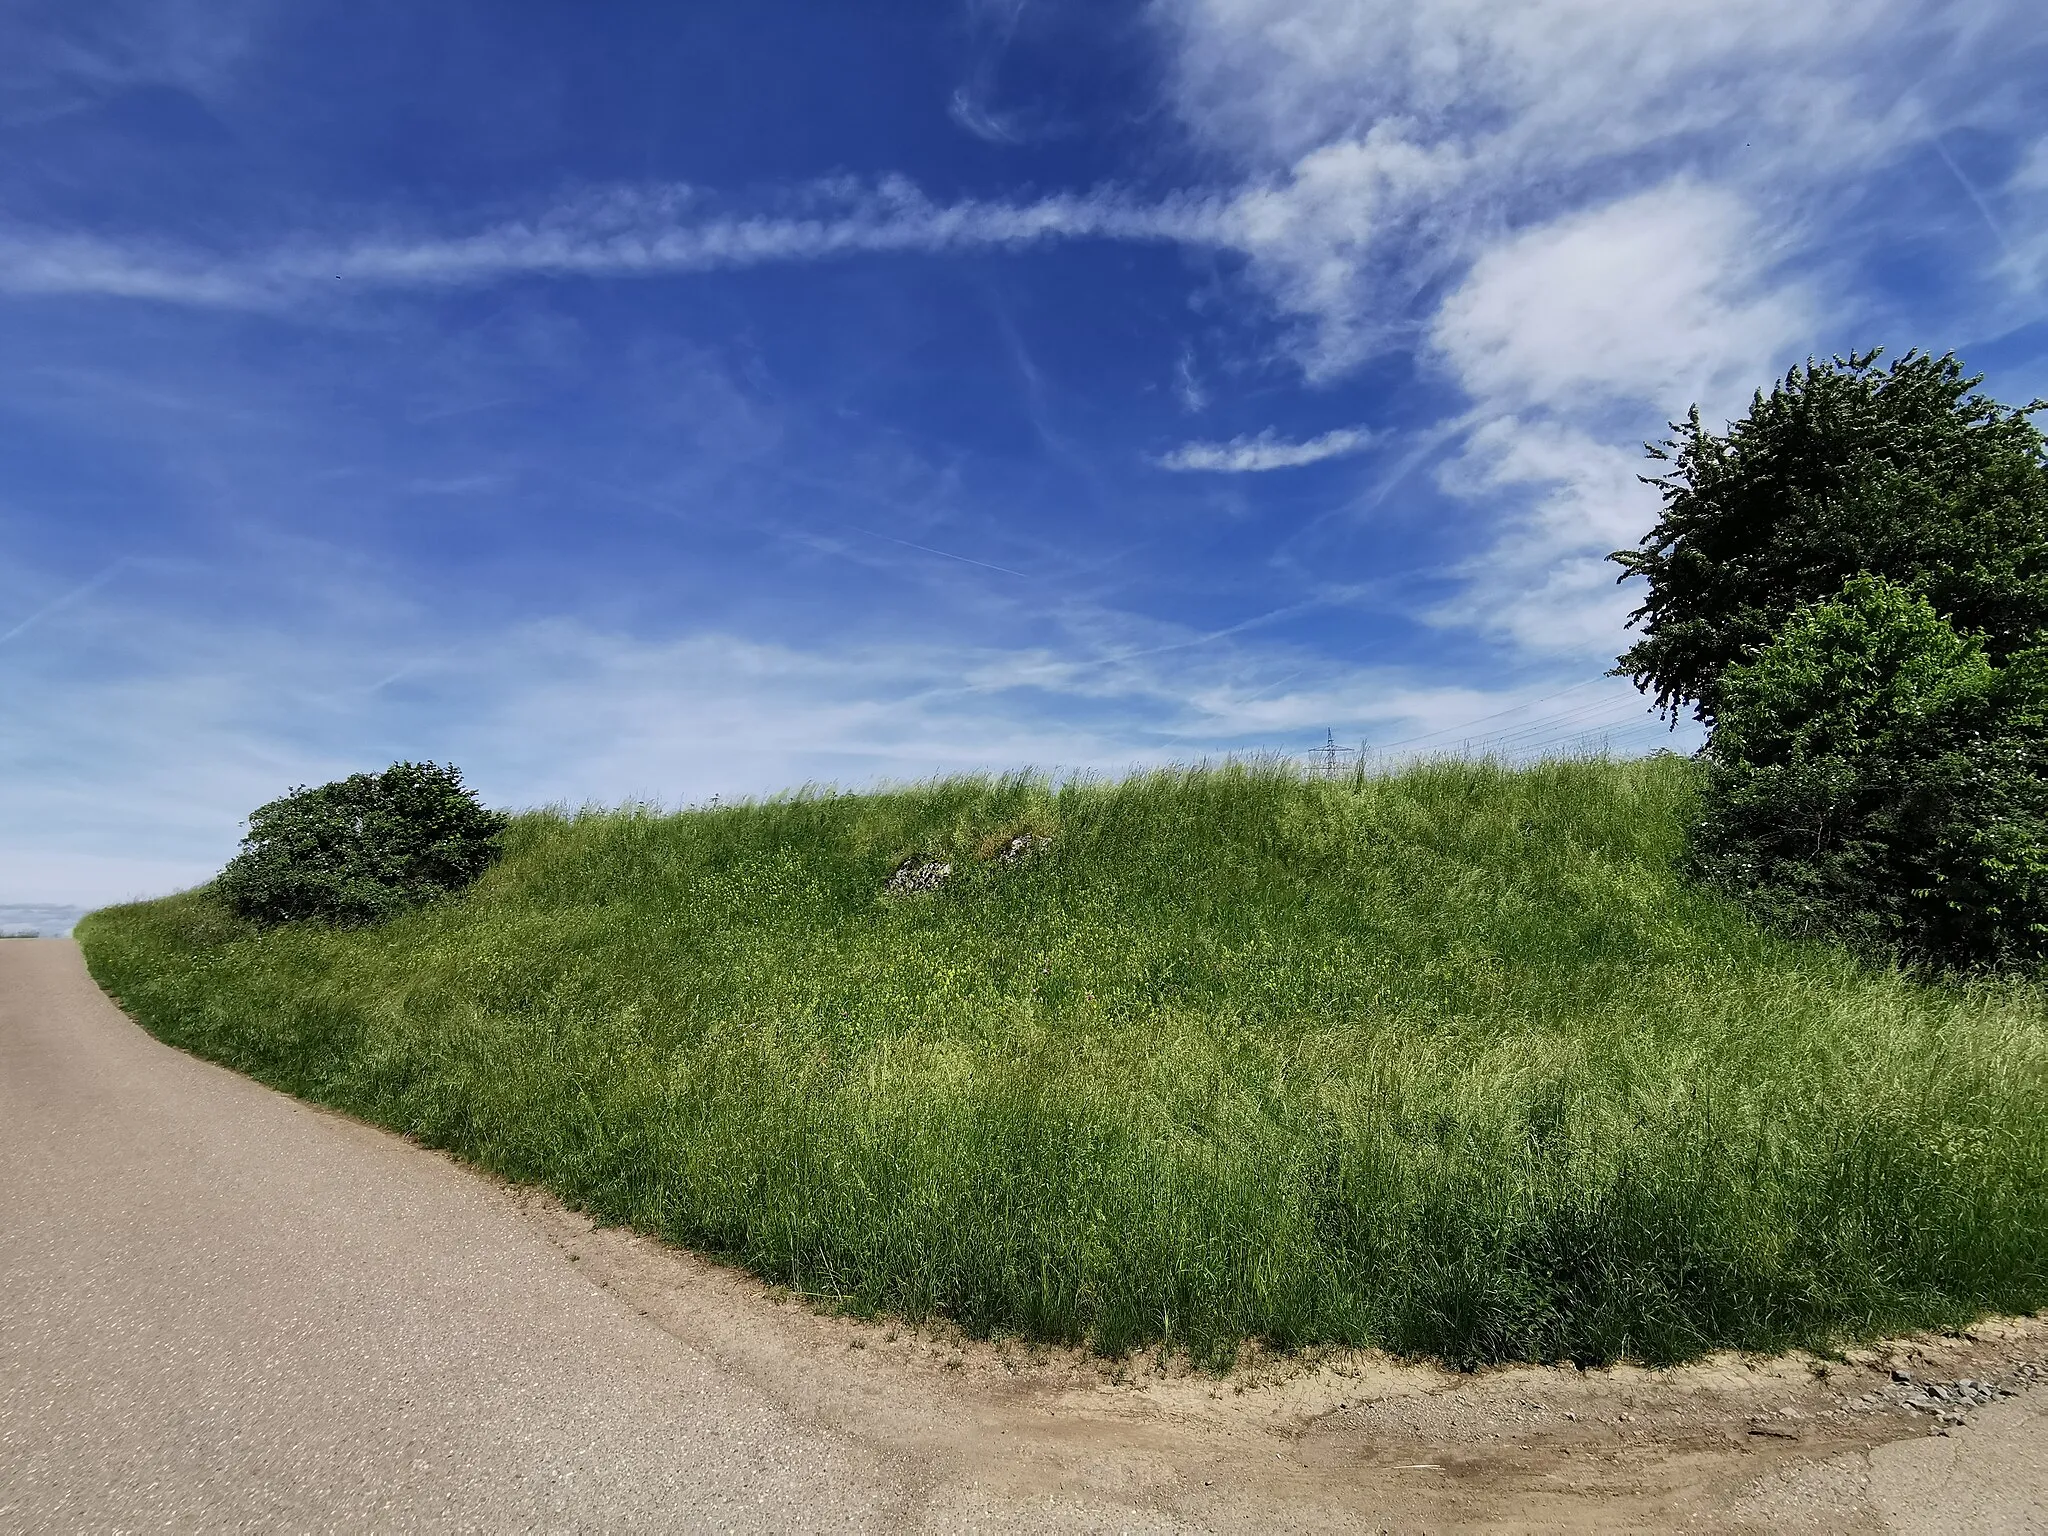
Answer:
[1370,676,1614,751]
[1376,696,1646,760]
[1504,717,1672,759]
[1450,697,1645,753]
[1295,710,1671,771]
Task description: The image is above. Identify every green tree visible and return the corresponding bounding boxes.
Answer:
[1692,576,2048,970]
[217,761,509,927]
[1612,351,2048,725]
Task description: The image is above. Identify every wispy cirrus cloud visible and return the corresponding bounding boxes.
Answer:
[0,0,273,125]
[1422,180,1813,655]
[949,90,1027,145]
[948,0,1034,144]
[1154,425,1374,472]
[1428,180,1809,417]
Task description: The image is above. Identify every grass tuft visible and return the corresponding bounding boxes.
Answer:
[78,755,2048,1367]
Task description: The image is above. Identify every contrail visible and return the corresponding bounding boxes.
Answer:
[0,561,124,646]
[1930,134,2024,274]
[848,525,1031,578]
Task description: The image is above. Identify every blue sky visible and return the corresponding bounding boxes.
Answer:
[4,0,2047,905]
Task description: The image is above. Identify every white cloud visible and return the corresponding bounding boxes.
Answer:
[1140,0,1946,656]
[1429,419,1650,653]
[1150,0,2018,374]
[1429,181,1809,417]
[1157,0,1953,173]
[1420,182,1812,656]
[1210,127,1472,374]
[1438,419,1646,548]
[1155,424,1374,472]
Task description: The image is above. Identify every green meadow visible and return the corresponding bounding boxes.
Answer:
[79,755,2048,1367]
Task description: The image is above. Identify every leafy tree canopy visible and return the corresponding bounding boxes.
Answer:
[1612,351,2048,724]
[1691,576,2048,971]
[217,760,509,927]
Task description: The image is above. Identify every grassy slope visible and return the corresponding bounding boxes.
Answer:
[79,757,2048,1366]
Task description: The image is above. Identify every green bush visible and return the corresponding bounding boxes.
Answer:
[1612,351,2048,725]
[1692,576,2048,970]
[216,761,509,927]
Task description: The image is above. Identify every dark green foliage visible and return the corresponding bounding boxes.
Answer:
[1612,351,2048,725]
[78,759,2048,1367]
[216,761,509,927]
[1692,578,2048,971]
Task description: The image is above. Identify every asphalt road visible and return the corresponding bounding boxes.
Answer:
[0,939,905,1533]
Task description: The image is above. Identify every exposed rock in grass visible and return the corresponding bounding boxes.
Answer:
[888,832,1046,894]
[994,832,1049,864]
[886,857,953,895]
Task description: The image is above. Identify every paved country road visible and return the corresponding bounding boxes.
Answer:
[4,937,2046,1534]
[0,940,909,1533]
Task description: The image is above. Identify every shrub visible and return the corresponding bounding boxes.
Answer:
[216,761,509,927]
[1612,351,2048,725]
[1692,576,2048,970]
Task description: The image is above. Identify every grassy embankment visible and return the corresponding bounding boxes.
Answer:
[79,756,2048,1367]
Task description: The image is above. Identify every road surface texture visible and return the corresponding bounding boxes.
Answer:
[4,937,2045,1533]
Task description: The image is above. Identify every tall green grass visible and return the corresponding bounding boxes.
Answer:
[79,756,2048,1366]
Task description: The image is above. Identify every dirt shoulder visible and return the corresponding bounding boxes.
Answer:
[520,1191,2048,1532]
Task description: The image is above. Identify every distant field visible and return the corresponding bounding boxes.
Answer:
[78,757,2048,1366]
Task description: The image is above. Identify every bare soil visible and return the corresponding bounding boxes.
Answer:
[522,1192,2048,1532]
